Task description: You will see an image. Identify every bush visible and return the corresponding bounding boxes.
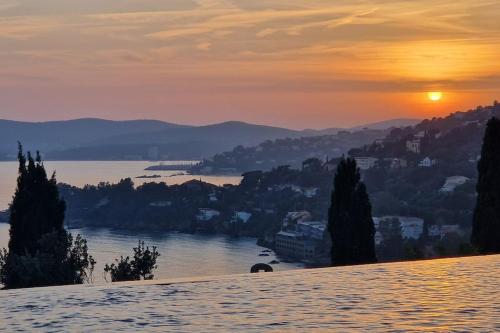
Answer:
[104,241,160,282]
[1,230,95,289]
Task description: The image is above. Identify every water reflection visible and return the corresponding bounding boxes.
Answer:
[0,255,498,331]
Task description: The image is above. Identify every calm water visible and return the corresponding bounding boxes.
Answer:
[0,224,301,283]
[0,160,242,210]
[0,255,498,332]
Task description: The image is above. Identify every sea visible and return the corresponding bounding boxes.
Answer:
[0,161,301,283]
[0,160,241,210]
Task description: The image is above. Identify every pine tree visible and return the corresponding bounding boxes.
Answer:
[471,117,500,253]
[328,157,377,266]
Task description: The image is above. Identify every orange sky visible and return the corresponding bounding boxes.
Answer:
[0,0,499,128]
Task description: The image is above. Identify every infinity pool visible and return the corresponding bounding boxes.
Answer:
[1,255,499,332]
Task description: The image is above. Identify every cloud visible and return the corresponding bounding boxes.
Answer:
[0,16,60,39]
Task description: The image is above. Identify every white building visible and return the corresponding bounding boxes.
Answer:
[428,224,463,239]
[418,157,436,167]
[303,187,319,198]
[196,208,220,221]
[232,211,252,224]
[275,231,320,259]
[354,157,378,170]
[440,176,470,192]
[373,216,425,241]
[208,192,218,202]
[406,139,421,154]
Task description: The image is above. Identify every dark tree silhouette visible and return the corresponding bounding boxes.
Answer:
[472,117,500,253]
[328,157,377,266]
[104,241,160,282]
[8,145,66,256]
[0,144,95,289]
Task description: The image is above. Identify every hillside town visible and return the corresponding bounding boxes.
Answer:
[3,102,497,266]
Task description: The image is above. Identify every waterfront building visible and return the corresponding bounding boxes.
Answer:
[275,231,321,260]
[296,221,326,240]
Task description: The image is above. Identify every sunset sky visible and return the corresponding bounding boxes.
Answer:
[1,0,499,129]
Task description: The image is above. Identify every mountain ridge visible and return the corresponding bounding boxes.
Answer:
[0,117,422,160]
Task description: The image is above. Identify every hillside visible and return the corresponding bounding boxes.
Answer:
[189,129,391,174]
[0,118,185,159]
[347,101,500,232]
[350,102,500,164]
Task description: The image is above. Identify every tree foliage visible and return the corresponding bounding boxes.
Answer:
[328,157,377,266]
[104,241,160,282]
[472,117,500,253]
[0,144,95,289]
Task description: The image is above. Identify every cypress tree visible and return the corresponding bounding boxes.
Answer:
[328,157,377,266]
[471,117,500,253]
[8,144,65,256]
[1,144,94,289]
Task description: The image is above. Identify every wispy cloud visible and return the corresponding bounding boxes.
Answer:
[0,16,60,39]
[1,0,499,127]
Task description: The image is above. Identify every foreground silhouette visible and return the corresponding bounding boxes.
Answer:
[328,157,377,266]
[104,241,160,282]
[472,117,500,254]
[250,263,273,273]
[0,144,94,289]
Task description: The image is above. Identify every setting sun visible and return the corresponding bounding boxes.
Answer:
[427,91,443,102]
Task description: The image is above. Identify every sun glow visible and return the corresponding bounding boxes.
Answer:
[427,91,443,102]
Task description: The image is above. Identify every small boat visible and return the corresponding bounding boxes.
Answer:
[258,253,270,257]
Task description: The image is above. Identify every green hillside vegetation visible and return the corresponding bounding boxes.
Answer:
[190,129,387,174]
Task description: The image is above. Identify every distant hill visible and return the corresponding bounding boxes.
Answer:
[0,117,423,161]
[91,121,301,146]
[47,121,305,160]
[0,119,309,160]
[0,118,184,158]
